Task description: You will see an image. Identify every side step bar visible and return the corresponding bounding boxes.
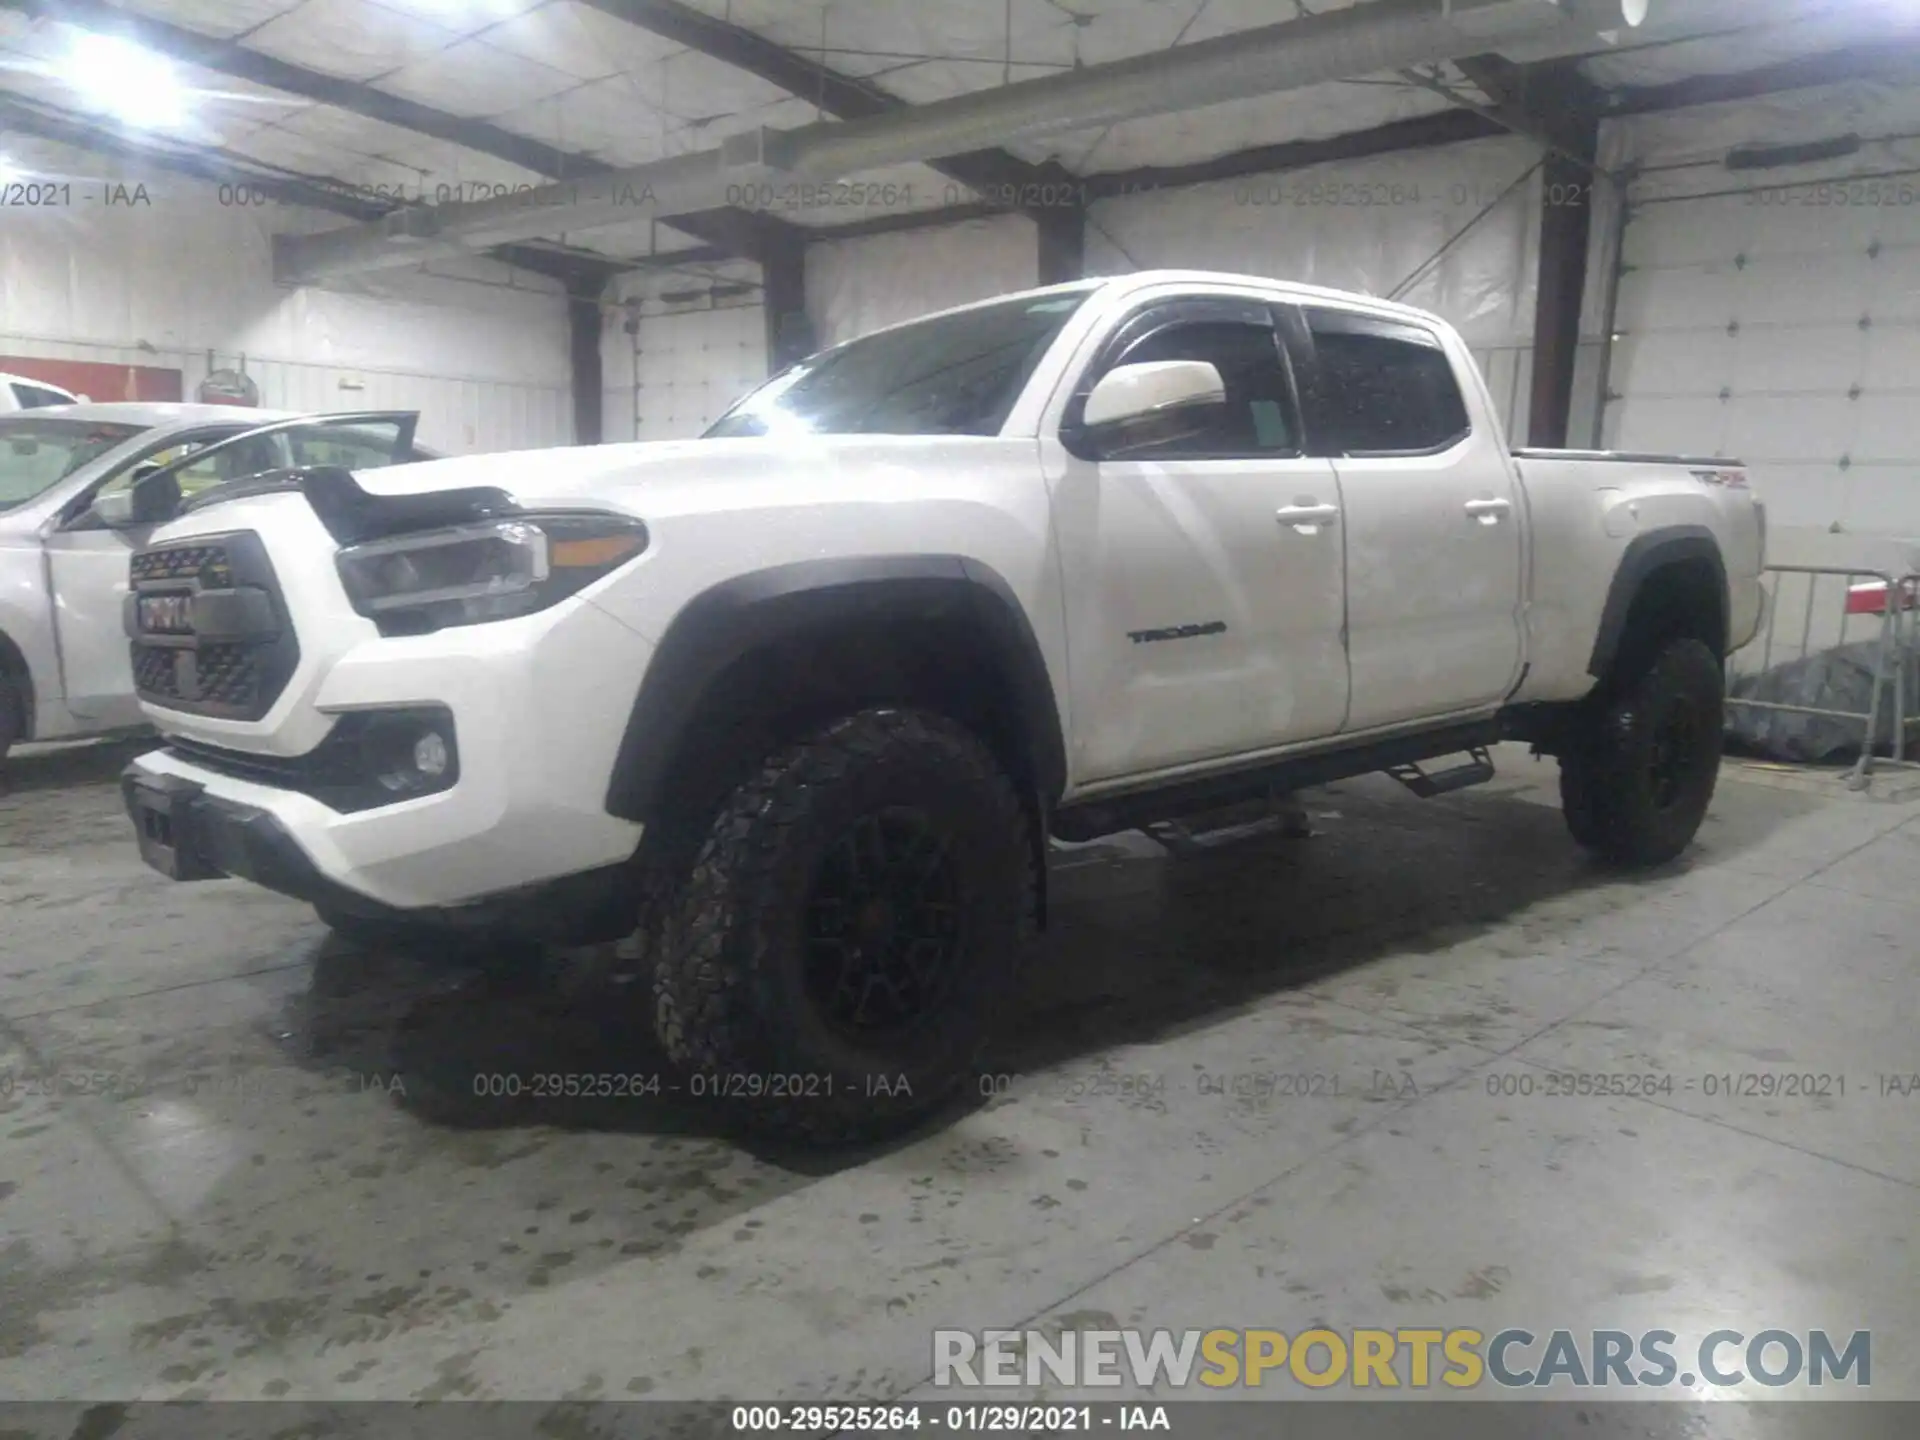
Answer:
[1385,746,1495,798]
[1144,795,1314,857]
[1052,718,1505,843]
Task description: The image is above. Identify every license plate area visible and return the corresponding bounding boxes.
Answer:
[126,776,221,882]
[137,591,195,635]
[130,781,184,877]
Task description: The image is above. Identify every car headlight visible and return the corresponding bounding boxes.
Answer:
[335,513,648,635]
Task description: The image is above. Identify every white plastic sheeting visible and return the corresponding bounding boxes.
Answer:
[803,212,1040,349]
[1084,135,1554,441]
[1086,135,1542,344]
[1596,79,1920,538]
[0,142,574,453]
[796,136,1545,438]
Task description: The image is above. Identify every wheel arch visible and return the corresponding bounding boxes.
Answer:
[0,625,34,743]
[1587,526,1730,682]
[604,553,1067,843]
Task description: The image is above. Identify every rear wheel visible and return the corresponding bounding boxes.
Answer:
[1557,750,1602,848]
[651,708,1032,1145]
[1559,638,1724,867]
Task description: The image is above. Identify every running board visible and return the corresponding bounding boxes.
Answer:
[1143,793,1316,855]
[1385,747,1495,799]
[1052,718,1505,844]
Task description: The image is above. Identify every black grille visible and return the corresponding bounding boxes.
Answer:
[133,644,259,708]
[128,532,298,721]
[132,646,174,695]
[130,543,233,587]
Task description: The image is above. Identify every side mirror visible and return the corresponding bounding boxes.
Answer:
[91,489,136,527]
[1077,360,1227,458]
[93,465,183,528]
[129,465,183,525]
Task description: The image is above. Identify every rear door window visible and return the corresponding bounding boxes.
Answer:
[1298,309,1471,456]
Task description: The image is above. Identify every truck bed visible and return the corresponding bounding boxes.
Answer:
[1511,448,1745,467]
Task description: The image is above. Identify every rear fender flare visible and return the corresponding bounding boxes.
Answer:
[1587,526,1729,680]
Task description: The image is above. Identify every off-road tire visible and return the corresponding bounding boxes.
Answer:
[1559,638,1724,867]
[1557,751,1603,849]
[652,708,1033,1145]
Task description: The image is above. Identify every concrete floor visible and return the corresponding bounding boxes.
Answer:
[2,738,1917,1413]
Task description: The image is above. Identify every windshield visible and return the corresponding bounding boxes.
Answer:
[704,288,1096,439]
[0,417,146,511]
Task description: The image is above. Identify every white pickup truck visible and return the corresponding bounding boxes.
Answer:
[119,270,1766,1141]
[0,406,432,763]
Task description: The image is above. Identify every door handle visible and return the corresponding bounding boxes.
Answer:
[1464,497,1512,525]
[1276,502,1340,533]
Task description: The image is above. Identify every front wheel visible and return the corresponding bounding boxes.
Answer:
[651,708,1033,1145]
[1559,637,1724,867]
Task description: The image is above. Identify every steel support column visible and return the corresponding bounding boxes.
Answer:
[762,228,813,373]
[1526,120,1598,447]
[567,278,606,445]
[1035,205,1086,286]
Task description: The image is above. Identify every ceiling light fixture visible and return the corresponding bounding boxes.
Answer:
[62,31,186,129]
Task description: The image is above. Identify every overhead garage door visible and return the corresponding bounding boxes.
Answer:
[1604,162,1920,538]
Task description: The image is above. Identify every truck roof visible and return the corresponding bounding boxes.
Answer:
[843,269,1448,348]
[1091,269,1442,322]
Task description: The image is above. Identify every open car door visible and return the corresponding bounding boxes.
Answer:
[106,411,426,526]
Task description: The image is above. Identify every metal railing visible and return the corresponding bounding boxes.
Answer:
[1726,562,1920,790]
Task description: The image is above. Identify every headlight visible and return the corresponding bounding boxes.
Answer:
[335,513,648,634]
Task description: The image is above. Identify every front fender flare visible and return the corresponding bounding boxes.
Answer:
[602,554,1067,824]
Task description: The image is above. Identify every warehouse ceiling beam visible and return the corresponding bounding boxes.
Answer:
[1603,37,1920,115]
[576,0,1074,216]
[2,0,601,177]
[0,91,384,217]
[275,0,1656,281]
[1451,52,1604,161]
[771,108,1533,251]
[0,91,633,287]
[0,0,804,265]
[1077,107,1510,201]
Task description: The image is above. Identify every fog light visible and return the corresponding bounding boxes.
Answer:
[330,708,458,809]
[413,730,450,779]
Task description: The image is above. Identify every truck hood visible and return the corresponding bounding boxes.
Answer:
[342,434,1000,520]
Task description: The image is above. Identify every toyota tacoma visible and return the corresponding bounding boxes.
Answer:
[117,270,1767,1141]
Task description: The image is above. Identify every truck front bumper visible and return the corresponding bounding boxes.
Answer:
[123,765,643,941]
[124,768,370,911]
[123,593,651,913]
